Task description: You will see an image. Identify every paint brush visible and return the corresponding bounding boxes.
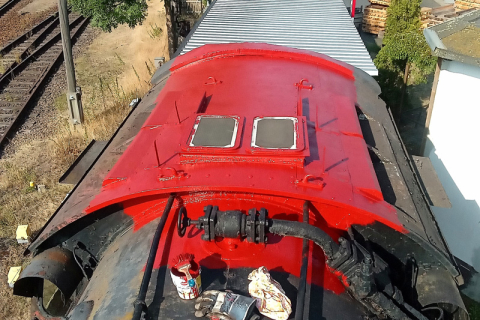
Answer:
[172,253,195,287]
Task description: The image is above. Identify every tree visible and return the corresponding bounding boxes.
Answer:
[374,0,436,118]
[69,0,148,32]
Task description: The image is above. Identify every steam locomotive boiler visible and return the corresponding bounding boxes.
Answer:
[11,4,468,319]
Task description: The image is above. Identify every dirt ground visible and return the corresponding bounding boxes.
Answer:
[18,0,56,14]
[0,0,57,46]
[75,0,169,109]
[0,0,169,318]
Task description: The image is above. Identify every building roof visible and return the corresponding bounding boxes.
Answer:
[424,9,480,67]
[177,0,378,76]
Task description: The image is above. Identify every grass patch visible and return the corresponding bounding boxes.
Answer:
[147,23,163,39]
[14,53,22,64]
[53,93,68,112]
[464,294,480,320]
[82,77,141,140]
[0,57,5,74]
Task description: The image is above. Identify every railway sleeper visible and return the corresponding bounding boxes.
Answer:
[0,101,24,107]
[6,82,33,88]
[0,108,20,115]
[0,116,15,123]
[3,87,30,94]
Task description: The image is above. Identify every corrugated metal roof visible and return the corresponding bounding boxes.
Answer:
[179,0,378,75]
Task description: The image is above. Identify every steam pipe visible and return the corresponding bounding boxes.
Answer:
[268,219,339,258]
[132,194,176,320]
[294,201,310,320]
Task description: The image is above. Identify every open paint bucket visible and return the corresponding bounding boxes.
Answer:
[170,259,202,300]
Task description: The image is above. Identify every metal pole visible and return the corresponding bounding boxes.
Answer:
[132,194,176,320]
[58,0,83,124]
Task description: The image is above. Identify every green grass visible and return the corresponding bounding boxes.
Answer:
[463,294,480,320]
[147,23,163,39]
[53,93,68,112]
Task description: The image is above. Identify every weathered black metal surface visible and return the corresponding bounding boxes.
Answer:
[352,222,468,318]
[411,155,451,208]
[68,220,367,320]
[295,202,309,320]
[353,67,462,285]
[416,268,468,320]
[67,300,94,320]
[41,205,132,268]
[59,140,108,185]
[132,194,176,320]
[14,247,83,299]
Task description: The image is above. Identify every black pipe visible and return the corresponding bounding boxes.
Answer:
[132,194,176,320]
[295,201,310,320]
[268,219,339,258]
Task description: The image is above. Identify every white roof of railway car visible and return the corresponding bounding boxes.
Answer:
[178,0,378,76]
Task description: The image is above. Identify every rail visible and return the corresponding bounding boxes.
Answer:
[0,0,19,18]
[0,13,88,146]
[0,13,59,79]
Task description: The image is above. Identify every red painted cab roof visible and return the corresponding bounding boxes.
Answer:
[87,43,401,231]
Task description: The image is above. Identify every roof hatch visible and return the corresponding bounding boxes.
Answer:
[189,115,239,148]
[251,117,298,149]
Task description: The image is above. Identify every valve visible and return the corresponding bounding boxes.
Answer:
[176,205,268,244]
[177,207,190,237]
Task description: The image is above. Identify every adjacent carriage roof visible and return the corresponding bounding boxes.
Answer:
[178,0,378,76]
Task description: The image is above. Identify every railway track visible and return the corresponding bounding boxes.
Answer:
[0,14,59,78]
[0,13,88,146]
[0,0,19,18]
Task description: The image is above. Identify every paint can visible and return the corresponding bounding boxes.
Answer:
[170,260,202,299]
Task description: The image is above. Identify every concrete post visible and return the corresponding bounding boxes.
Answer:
[58,0,83,124]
